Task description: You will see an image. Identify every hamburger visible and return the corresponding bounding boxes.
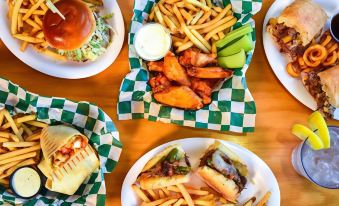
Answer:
[301,65,339,118]
[42,0,112,62]
[267,0,327,61]
[136,145,191,190]
[197,141,248,202]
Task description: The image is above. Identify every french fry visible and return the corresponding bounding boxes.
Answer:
[0,138,9,143]
[0,132,10,138]
[206,0,212,7]
[19,9,46,15]
[199,15,234,33]
[256,192,271,206]
[197,194,214,200]
[149,7,155,21]
[33,15,43,27]
[158,3,172,16]
[190,10,204,25]
[0,151,36,165]
[243,197,256,206]
[0,160,22,173]
[158,189,165,199]
[132,184,150,202]
[40,2,48,12]
[0,111,4,126]
[173,5,185,26]
[185,0,210,11]
[3,110,23,141]
[182,25,209,53]
[141,198,168,206]
[22,0,45,20]
[211,9,218,17]
[189,4,231,30]
[146,189,159,200]
[177,184,194,206]
[17,13,23,30]
[213,6,223,13]
[191,29,211,50]
[174,198,185,206]
[163,16,178,33]
[154,6,165,27]
[14,34,44,43]
[187,188,209,196]
[166,0,181,4]
[20,41,29,52]
[21,123,33,136]
[0,179,9,185]
[162,188,170,196]
[179,9,193,24]
[204,17,237,40]
[25,18,41,30]
[218,31,225,39]
[0,144,40,161]
[164,4,174,14]
[211,40,217,54]
[11,0,24,34]
[176,41,194,53]
[25,132,41,141]
[3,141,39,148]
[167,185,180,193]
[159,199,178,206]
[1,158,35,179]
[25,120,47,128]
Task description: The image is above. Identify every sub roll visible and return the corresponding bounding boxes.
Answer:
[136,144,191,190]
[38,125,100,195]
[267,0,327,61]
[301,65,339,118]
[197,141,248,202]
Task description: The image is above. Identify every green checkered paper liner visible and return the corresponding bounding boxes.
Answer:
[0,78,122,205]
[118,0,262,132]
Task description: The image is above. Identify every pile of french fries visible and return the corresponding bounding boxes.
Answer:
[0,109,46,187]
[133,183,271,206]
[149,0,237,54]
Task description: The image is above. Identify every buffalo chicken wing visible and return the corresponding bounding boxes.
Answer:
[187,67,234,79]
[179,49,217,67]
[164,52,191,86]
[154,86,204,110]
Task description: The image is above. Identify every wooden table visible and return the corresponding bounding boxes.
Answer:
[0,0,338,205]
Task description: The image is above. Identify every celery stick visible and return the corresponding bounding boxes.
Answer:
[216,23,253,48]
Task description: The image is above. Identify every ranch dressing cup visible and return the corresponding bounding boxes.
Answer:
[291,126,339,189]
[134,23,172,61]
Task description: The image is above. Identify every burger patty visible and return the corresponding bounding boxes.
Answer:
[302,71,334,118]
[268,22,304,61]
[200,149,247,191]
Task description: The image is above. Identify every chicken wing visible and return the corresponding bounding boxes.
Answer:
[164,52,191,86]
[187,67,234,79]
[154,86,204,110]
[148,61,164,72]
[191,78,220,104]
[149,73,171,93]
[179,49,217,67]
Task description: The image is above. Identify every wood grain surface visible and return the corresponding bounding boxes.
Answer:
[0,0,338,205]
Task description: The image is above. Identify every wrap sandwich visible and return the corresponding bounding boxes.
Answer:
[301,65,339,118]
[267,0,327,61]
[136,144,191,190]
[38,125,100,195]
[197,141,248,202]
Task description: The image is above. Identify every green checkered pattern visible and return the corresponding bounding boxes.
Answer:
[118,0,262,133]
[0,78,122,205]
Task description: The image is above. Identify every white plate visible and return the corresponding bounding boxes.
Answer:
[121,138,280,206]
[0,0,125,79]
[263,0,339,110]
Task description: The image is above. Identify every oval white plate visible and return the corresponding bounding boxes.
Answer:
[263,0,339,110]
[0,0,125,79]
[121,138,280,206]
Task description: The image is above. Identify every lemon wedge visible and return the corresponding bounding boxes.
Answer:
[292,124,324,150]
[308,111,330,149]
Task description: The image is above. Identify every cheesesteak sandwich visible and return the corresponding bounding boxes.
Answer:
[267,0,327,61]
[197,141,248,202]
[38,125,100,195]
[136,145,191,189]
[301,65,339,118]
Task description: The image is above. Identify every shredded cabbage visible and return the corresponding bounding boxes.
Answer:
[58,13,113,62]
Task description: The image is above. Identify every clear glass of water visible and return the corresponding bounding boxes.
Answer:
[291,126,339,189]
